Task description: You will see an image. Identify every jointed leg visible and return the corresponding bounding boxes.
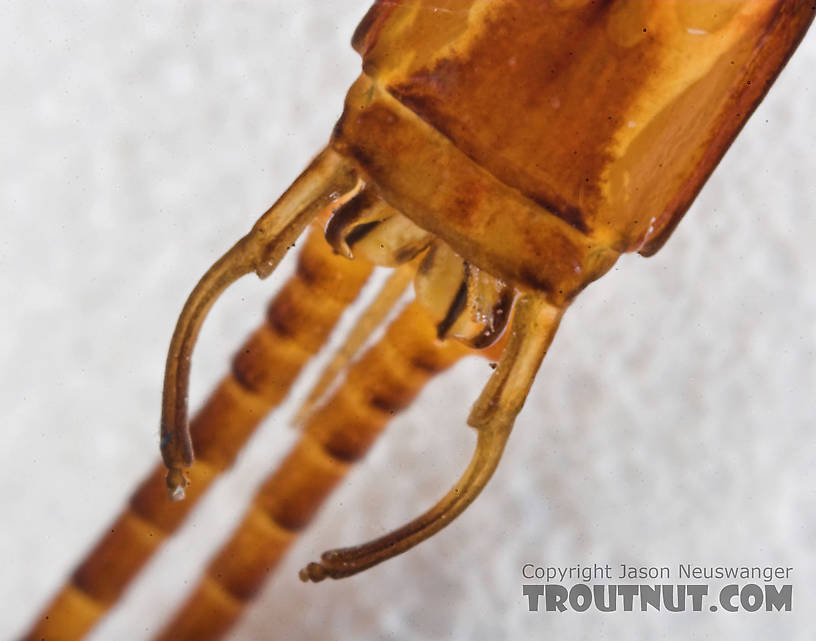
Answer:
[161,148,359,498]
[300,293,563,581]
[19,216,372,641]
[151,301,469,641]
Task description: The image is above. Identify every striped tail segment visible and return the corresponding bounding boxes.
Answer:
[152,300,469,641]
[20,226,373,641]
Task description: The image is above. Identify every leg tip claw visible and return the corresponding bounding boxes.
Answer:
[169,484,186,502]
[299,562,328,583]
[166,467,189,501]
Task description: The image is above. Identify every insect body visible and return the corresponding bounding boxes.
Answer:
[18,2,815,640]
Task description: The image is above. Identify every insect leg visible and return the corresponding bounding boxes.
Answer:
[18,224,372,641]
[300,293,563,581]
[161,148,359,498]
[151,301,469,641]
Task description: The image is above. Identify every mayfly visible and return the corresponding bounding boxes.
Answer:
[13,2,815,640]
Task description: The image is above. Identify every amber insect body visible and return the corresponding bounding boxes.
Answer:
[21,2,814,640]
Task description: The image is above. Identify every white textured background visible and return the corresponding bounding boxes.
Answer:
[2,2,815,640]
